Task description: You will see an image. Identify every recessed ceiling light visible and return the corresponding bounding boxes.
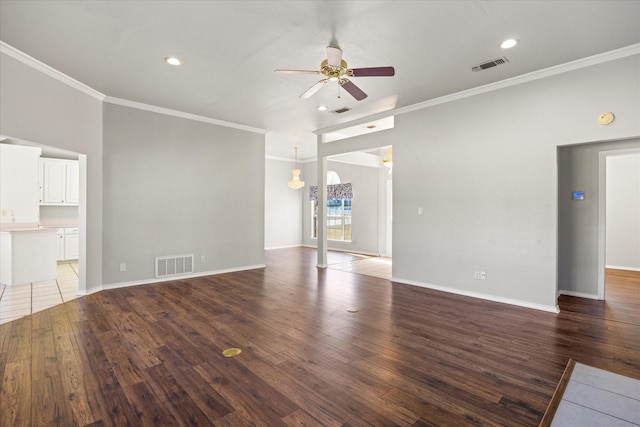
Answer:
[317,105,328,111]
[500,39,518,49]
[164,56,183,66]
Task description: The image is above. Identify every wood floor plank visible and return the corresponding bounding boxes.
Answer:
[31,375,74,426]
[0,249,639,425]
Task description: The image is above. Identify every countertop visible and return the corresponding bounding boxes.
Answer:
[0,223,53,233]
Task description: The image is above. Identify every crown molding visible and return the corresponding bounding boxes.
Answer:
[316,43,640,135]
[103,97,267,134]
[1,41,267,134]
[1,41,106,101]
[266,155,295,162]
[266,154,317,163]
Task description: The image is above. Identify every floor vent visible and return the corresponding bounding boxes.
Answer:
[471,56,509,72]
[155,254,194,278]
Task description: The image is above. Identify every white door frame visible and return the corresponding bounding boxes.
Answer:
[597,147,640,299]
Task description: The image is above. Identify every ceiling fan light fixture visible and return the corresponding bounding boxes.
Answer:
[500,39,518,49]
[317,105,328,111]
[164,56,183,66]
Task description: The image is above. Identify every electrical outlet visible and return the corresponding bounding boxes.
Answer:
[119,263,126,272]
[200,255,206,263]
[474,271,487,280]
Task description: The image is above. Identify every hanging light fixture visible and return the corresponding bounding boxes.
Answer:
[288,146,305,190]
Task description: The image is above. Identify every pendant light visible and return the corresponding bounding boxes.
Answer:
[288,146,305,190]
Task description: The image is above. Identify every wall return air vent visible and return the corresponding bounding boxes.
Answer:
[471,57,509,72]
[155,254,194,278]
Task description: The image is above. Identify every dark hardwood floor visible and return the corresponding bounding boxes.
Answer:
[1,248,639,426]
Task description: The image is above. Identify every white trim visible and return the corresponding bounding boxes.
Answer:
[96,264,266,291]
[1,41,105,101]
[598,146,640,300]
[392,276,560,314]
[302,244,381,257]
[1,41,267,134]
[265,244,303,250]
[265,156,316,164]
[315,43,640,135]
[606,265,640,272]
[104,96,267,134]
[558,290,600,300]
[266,155,295,162]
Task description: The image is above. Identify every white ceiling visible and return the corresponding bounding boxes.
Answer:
[1,1,639,160]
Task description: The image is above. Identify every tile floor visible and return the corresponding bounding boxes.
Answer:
[551,362,640,426]
[0,262,79,325]
[329,255,392,280]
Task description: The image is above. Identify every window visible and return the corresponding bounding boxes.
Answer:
[311,171,352,242]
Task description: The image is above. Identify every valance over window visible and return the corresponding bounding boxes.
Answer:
[309,183,353,201]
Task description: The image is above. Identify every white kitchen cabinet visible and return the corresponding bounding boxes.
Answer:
[0,144,41,224]
[0,228,58,286]
[64,227,79,260]
[65,161,79,204]
[55,228,65,261]
[49,227,78,261]
[39,158,79,206]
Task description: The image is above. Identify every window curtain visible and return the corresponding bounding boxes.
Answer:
[309,183,353,201]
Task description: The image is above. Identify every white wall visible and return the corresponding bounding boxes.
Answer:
[606,152,640,270]
[102,103,265,285]
[312,56,640,308]
[384,54,640,311]
[0,51,103,293]
[302,159,383,255]
[265,157,303,249]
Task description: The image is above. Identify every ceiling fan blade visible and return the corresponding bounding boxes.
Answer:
[326,46,343,68]
[340,79,367,101]
[275,69,320,75]
[300,79,328,99]
[348,66,395,77]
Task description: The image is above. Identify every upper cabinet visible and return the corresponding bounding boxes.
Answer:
[0,144,42,224]
[39,158,79,206]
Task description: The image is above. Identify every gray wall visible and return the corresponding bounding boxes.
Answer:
[558,139,640,295]
[301,54,639,309]
[302,160,382,255]
[102,103,265,285]
[606,153,640,270]
[265,157,303,249]
[0,52,103,292]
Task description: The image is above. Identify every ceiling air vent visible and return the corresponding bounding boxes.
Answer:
[471,57,509,72]
[331,107,351,114]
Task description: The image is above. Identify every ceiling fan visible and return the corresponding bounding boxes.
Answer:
[275,46,395,101]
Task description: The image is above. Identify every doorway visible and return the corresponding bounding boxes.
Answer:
[0,136,87,323]
[600,149,640,300]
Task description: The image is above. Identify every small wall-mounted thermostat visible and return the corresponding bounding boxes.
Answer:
[572,191,585,200]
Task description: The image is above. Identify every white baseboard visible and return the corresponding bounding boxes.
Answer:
[606,265,640,272]
[265,244,303,250]
[392,276,560,314]
[93,264,266,293]
[558,290,600,300]
[301,244,381,257]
